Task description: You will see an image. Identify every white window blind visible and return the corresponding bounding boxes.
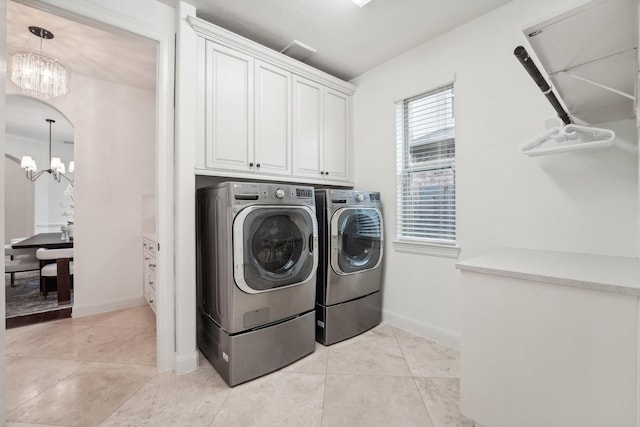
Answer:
[396,83,455,243]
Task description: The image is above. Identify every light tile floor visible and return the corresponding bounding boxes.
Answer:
[6,305,474,427]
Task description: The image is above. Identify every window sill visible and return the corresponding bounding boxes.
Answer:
[392,240,461,259]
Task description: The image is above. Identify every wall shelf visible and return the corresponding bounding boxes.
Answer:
[524,0,637,125]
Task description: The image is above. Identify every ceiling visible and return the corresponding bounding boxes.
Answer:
[6,94,74,147]
[6,0,514,92]
[6,0,158,92]
[5,0,158,146]
[188,0,514,80]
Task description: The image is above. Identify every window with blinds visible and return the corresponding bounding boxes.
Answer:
[396,83,455,243]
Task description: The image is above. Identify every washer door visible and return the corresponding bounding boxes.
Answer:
[233,205,318,294]
[330,207,383,275]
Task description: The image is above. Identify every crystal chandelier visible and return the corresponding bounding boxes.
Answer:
[21,118,74,183]
[10,26,70,99]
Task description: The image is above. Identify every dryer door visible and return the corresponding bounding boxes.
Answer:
[233,205,318,294]
[330,207,383,275]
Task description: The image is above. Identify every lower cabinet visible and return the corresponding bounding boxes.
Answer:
[142,236,157,313]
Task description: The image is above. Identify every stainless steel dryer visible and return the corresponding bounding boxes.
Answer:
[196,182,318,386]
[315,189,383,345]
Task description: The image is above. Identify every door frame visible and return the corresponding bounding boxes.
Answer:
[3,0,177,373]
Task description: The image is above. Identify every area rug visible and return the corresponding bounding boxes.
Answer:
[5,271,73,318]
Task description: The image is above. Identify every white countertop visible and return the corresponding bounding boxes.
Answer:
[456,248,640,297]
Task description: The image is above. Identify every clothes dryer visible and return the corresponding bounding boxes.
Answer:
[315,189,383,345]
[196,182,318,385]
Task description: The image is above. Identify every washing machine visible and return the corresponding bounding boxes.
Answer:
[196,181,318,386]
[315,189,383,345]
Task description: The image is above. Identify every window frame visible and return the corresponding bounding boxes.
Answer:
[394,83,460,258]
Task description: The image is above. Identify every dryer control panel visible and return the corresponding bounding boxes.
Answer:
[328,189,382,208]
[227,182,315,207]
[261,184,315,206]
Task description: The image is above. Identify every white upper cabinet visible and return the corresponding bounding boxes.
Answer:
[203,43,291,175]
[292,76,323,177]
[323,88,350,181]
[254,60,292,176]
[292,77,350,181]
[204,42,254,172]
[191,16,354,185]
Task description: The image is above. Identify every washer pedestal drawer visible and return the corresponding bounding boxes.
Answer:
[316,290,382,345]
[198,309,315,386]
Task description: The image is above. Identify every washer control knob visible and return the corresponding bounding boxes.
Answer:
[275,189,285,199]
[356,194,365,202]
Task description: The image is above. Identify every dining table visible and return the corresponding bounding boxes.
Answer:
[12,232,74,305]
[11,232,73,249]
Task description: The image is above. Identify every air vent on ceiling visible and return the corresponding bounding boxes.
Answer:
[280,40,317,62]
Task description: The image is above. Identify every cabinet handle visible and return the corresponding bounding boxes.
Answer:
[149,263,156,267]
[325,171,329,176]
[320,171,324,175]
[256,163,261,168]
[249,162,254,167]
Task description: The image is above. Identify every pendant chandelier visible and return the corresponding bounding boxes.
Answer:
[10,26,70,99]
[21,118,74,183]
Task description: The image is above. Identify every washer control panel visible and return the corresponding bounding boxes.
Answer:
[328,189,381,207]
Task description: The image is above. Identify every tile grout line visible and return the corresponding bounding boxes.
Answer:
[7,317,157,426]
[5,356,88,421]
[391,326,437,427]
[207,376,233,427]
[320,344,330,427]
[97,369,159,426]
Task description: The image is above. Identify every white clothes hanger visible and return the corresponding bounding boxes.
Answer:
[520,119,615,157]
[514,46,616,157]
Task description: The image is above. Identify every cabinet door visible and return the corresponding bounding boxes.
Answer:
[292,76,324,178]
[254,61,291,176]
[323,88,350,181]
[205,42,254,171]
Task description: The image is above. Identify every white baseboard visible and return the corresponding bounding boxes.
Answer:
[383,309,460,350]
[174,350,199,375]
[72,296,147,318]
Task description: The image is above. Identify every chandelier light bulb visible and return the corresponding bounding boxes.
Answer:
[50,156,62,170]
[20,155,33,169]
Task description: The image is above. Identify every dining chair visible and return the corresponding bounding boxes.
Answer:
[36,248,74,297]
[5,244,39,286]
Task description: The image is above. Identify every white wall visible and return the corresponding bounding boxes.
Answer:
[8,73,157,315]
[50,74,156,315]
[351,0,639,346]
[4,155,34,242]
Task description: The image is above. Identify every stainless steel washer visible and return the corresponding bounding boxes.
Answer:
[196,182,318,385]
[315,189,383,345]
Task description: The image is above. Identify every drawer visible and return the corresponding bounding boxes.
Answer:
[143,238,157,257]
